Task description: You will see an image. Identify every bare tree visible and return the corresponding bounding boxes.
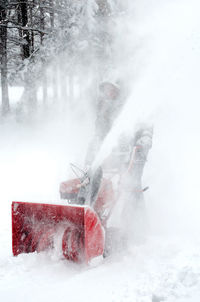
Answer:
[0,0,118,116]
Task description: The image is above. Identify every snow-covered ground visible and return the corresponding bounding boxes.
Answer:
[1,0,200,301]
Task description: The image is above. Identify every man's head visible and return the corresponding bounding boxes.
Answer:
[99,81,120,100]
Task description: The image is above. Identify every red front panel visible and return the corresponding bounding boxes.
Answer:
[12,202,84,256]
[12,201,105,263]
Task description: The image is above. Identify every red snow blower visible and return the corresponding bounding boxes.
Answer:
[12,166,116,263]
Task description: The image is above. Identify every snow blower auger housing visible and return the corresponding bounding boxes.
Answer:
[12,201,105,263]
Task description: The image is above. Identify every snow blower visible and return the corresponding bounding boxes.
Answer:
[12,165,116,263]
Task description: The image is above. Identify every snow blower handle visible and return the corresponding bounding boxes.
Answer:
[70,163,90,188]
[80,171,90,187]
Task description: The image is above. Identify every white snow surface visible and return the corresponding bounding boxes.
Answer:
[1,0,200,301]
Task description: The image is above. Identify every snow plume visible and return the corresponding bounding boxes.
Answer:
[92,0,200,241]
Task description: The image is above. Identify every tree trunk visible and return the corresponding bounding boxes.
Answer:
[52,63,58,101]
[40,1,45,44]
[42,69,48,104]
[39,1,48,104]
[49,0,54,29]
[30,0,34,53]
[0,5,9,114]
[20,0,30,59]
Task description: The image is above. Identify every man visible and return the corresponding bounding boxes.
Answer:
[100,124,153,254]
[119,125,153,242]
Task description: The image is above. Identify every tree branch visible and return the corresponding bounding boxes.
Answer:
[0,23,49,35]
